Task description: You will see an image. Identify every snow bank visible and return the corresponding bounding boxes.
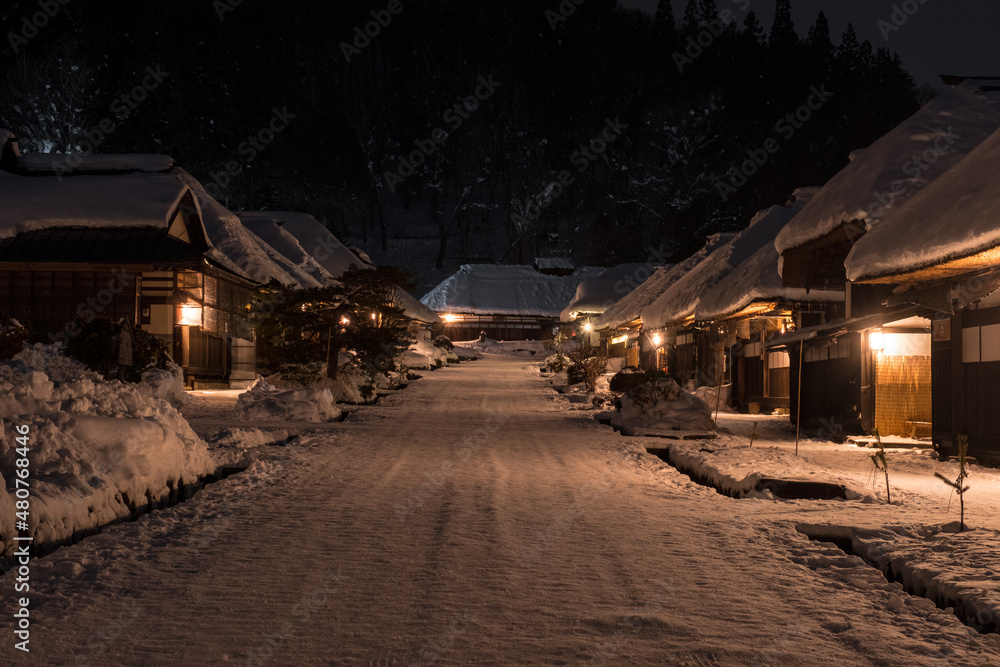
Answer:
[0,345,217,561]
[140,361,188,407]
[775,82,1000,255]
[235,380,342,422]
[610,379,716,437]
[421,264,605,318]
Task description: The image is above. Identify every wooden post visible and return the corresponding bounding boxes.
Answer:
[795,338,804,456]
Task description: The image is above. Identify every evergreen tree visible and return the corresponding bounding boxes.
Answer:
[682,0,700,34]
[653,0,677,51]
[769,0,797,53]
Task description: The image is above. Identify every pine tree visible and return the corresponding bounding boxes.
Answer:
[807,11,833,59]
[682,0,700,35]
[743,11,766,48]
[769,0,796,53]
[699,0,719,26]
[653,0,677,51]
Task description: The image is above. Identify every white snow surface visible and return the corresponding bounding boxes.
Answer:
[593,235,737,331]
[0,169,190,240]
[174,171,289,284]
[560,263,654,322]
[845,124,1000,281]
[17,153,174,174]
[609,380,716,436]
[775,82,1000,254]
[644,193,818,328]
[8,357,1000,664]
[254,211,366,279]
[421,264,605,317]
[239,215,333,288]
[696,191,844,321]
[0,345,217,561]
[235,379,342,423]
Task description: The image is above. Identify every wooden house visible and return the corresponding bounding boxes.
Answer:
[421,264,603,341]
[695,192,843,413]
[771,80,1000,436]
[0,140,258,386]
[845,120,1000,464]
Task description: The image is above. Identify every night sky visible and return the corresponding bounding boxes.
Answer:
[621,0,1000,88]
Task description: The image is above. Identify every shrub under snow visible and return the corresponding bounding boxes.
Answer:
[0,344,217,561]
[611,378,716,436]
[235,379,342,422]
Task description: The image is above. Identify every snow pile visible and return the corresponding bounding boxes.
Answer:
[690,384,735,414]
[0,345,217,561]
[140,361,188,407]
[610,379,716,437]
[235,380,342,422]
[775,82,1000,255]
[846,124,1000,281]
[402,338,456,370]
[421,264,606,318]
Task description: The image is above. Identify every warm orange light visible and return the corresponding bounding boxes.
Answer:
[340,316,350,326]
[583,322,592,332]
[443,314,459,323]
[178,303,202,327]
[652,334,662,347]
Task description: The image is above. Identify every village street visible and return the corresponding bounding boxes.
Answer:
[6,356,1000,666]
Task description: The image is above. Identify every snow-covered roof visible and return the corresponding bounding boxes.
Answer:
[394,288,442,324]
[250,211,366,279]
[173,170,285,284]
[421,264,605,317]
[696,191,844,321]
[18,153,174,174]
[240,213,343,289]
[775,82,1000,255]
[646,190,823,328]
[593,235,735,331]
[0,168,191,241]
[560,263,655,322]
[845,124,1000,282]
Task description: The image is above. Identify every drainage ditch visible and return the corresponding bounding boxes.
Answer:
[2,453,255,573]
[647,446,850,501]
[796,524,998,635]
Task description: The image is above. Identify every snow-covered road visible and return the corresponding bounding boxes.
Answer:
[5,357,999,665]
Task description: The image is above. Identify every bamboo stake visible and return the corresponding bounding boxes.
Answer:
[795,338,804,456]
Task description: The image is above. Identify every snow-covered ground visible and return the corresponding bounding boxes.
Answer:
[3,356,1000,664]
